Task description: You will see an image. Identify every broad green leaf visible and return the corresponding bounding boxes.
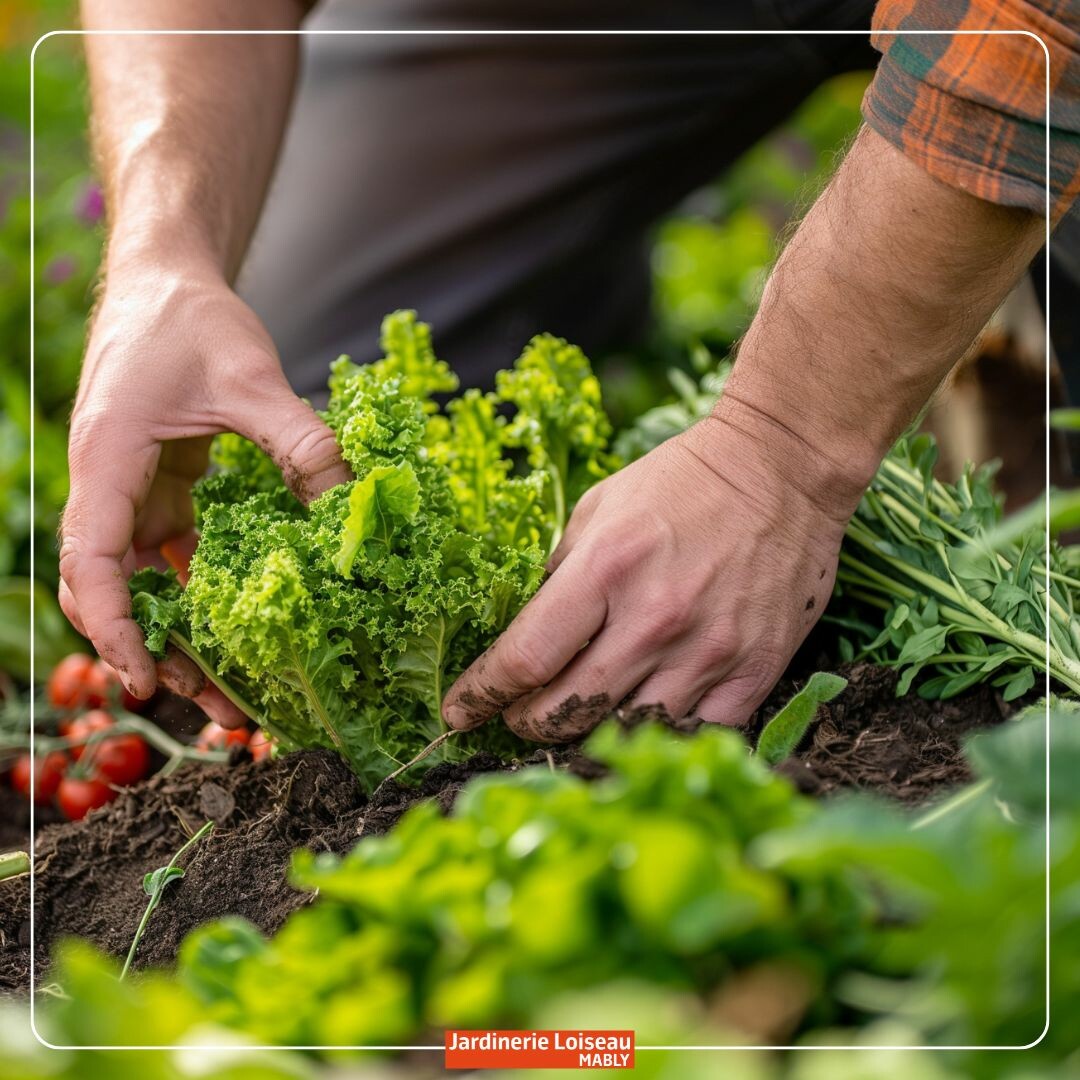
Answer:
[896,625,948,666]
[896,664,924,696]
[917,668,986,700]
[143,864,185,897]
[953,631,989,658]
[919,519,945,541]
[178,917,269,1005]
[390,612,468,725]
[961,702,1080,816]
[335,462,421,577]
[999,666,1036,702]
[989,581,1036,617]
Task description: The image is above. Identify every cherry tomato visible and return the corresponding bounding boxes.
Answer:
[249,730,275,763]
[47,654,148,714]
[84,661,114,707]
[10,751,69,803]
[91,734,150,786]
[196,721,250,752]
[46,653,100,709]
[66,710,115,761]
[57,776,117,821]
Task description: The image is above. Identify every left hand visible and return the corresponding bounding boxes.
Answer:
[442,404,858,742]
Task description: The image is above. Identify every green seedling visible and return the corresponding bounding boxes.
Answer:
[121,820,215,980]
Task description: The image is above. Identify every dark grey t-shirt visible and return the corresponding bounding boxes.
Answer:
[238,2,878,395]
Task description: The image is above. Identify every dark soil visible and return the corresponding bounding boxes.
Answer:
[765,662,1013,803]
[0,743,583,995]
[0,662,1011,995]
[0,788,57,854]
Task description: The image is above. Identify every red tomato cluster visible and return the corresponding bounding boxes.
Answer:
[9,751,67,803]
[47,653,145,713]
[67,710,151,784]
[0,655,154,821]
[4,654,277,822]
[8,707,152,821]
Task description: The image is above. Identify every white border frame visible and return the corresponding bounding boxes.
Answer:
[28,25,1054,1057]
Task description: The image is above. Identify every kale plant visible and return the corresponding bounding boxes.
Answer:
[130,312,612,787]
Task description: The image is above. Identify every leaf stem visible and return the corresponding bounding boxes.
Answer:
[44,713,228,763]
[911,779,992,830]
[167,631,262,724]
[381,729,457,785]
[289,646,348,759]
[547,461,566,556]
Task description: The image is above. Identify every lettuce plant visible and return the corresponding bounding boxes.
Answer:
[130,312,613,787]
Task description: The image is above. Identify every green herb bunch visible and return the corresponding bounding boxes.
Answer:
[834,434,1080,700]
[130,311,613,787]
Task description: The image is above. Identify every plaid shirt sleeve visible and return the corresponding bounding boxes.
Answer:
[862,0,1080,225]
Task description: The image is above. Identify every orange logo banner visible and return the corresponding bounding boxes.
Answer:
[444,1029,635,1069]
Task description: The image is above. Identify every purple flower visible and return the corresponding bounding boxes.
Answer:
[74,181,104,226]
[44,255,77,286]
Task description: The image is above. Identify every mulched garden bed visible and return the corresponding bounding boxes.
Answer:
[0,661,1013,996]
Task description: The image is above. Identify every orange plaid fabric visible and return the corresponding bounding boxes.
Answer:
[863,0,1080,225]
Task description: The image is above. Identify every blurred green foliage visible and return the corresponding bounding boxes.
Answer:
[1,5,94,561]
[1,5,97,675]
[170,721,866,1044]
[2,706,1076,1078]
[652,71,867,348]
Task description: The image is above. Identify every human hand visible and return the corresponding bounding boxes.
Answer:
[442,398,864,741]
[59,259,351,708]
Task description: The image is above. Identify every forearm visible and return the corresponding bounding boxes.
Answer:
[81,0,305,282]
[713,125,1045,518]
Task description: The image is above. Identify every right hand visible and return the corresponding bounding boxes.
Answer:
[59,258,351,706]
